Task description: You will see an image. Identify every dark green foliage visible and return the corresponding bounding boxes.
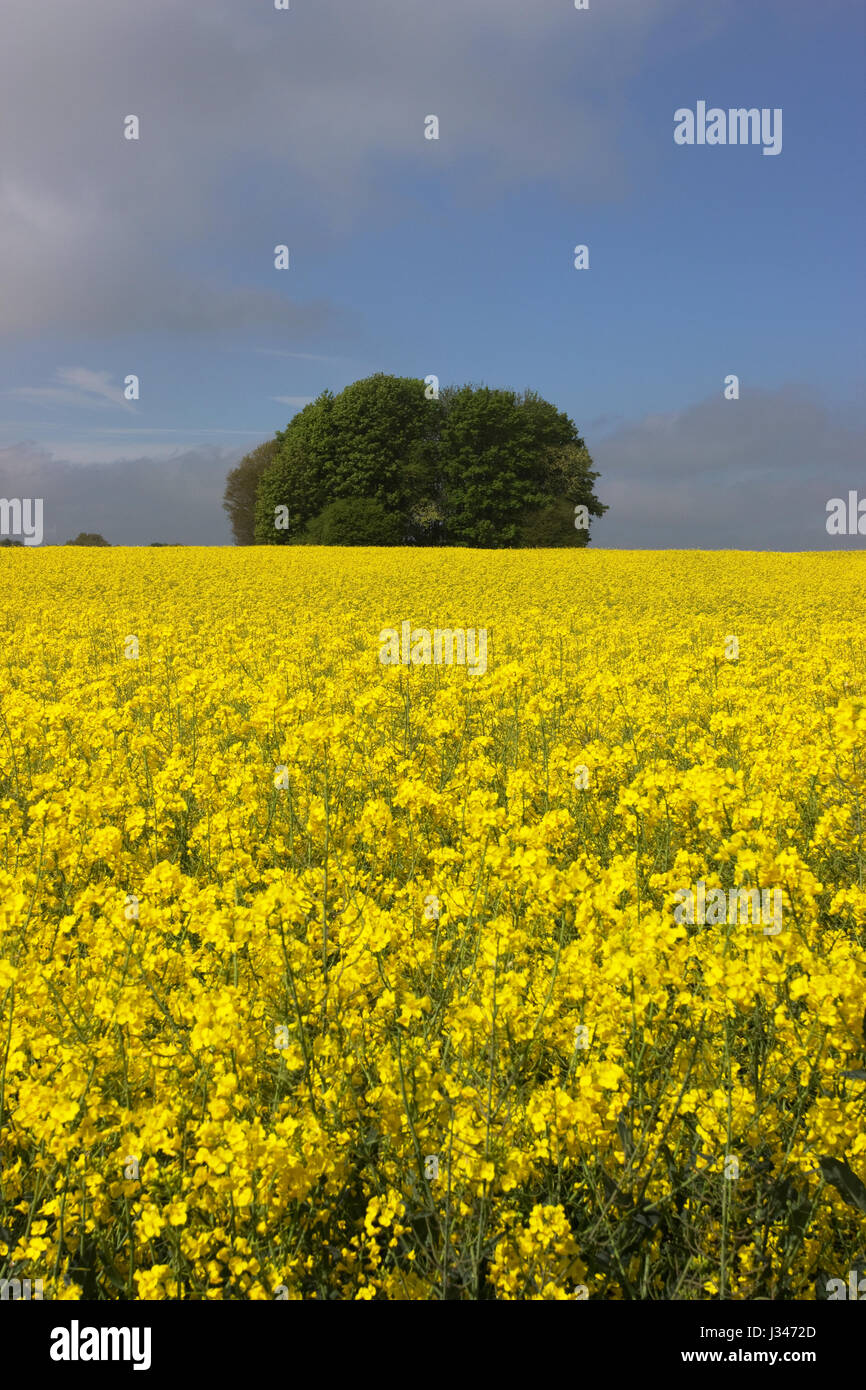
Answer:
[66,533,110,546]
[327,375,440,518]
[519,497,585,547]
[303,497,402,546]
[252,374,606,547]
[437,385,602,547]
[0,538,24,547]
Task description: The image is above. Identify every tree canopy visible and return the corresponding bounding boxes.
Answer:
[251,374,605,547]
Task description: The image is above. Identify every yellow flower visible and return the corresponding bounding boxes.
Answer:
[0,546,862,1301]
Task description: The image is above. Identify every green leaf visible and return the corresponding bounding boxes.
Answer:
[818,1156,866,1213]
[616,1111,635,1161]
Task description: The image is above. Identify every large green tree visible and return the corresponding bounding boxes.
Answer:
[251,374,605,547]
[436,384,605,547]
[254,390,339,544]
[254,376,440,545]
[223,437,281,545]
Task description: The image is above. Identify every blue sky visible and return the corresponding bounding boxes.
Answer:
[0,0,862,546]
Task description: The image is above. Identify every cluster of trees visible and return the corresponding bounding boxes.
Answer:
[1,537,186,547]
[0,534,110,545]
[223,374,606,547]
[61,537,183,546]
[1,535,112,546]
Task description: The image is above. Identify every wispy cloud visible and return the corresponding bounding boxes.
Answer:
[271,395,315,407]
[254,349,349,363]
[7,367,135,411]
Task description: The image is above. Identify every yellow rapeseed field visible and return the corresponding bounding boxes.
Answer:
[0,547,864,1300]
